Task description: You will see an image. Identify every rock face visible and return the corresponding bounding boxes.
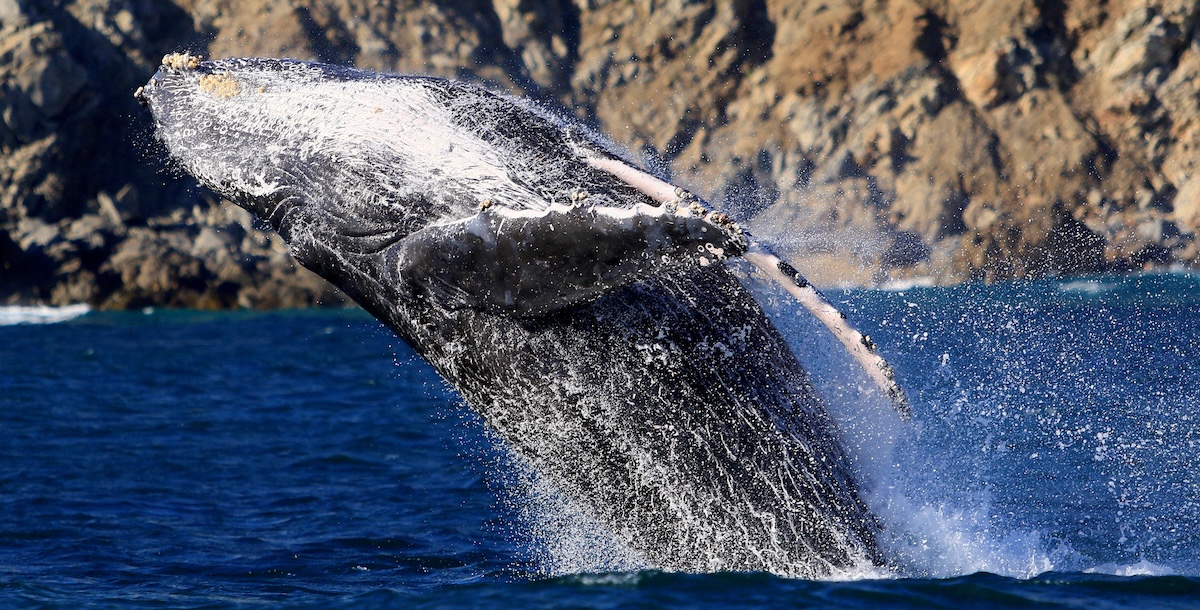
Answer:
[0,0,342,307]
[3,0,1199,307]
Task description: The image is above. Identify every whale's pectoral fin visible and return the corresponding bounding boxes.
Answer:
[390,202,749,318]
[581,152,913,420]
[743,243,912,420]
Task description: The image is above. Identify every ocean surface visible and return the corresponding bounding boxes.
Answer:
[2,273,1199,608]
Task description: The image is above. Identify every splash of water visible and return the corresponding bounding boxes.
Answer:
[0,304,89,325]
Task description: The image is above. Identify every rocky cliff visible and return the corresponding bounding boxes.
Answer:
[2,0,1198,308]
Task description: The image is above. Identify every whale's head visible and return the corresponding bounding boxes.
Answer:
[137,54,684,306]
[138,55,755,322]
[139,54,523,242]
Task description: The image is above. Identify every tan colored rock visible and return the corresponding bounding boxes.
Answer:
[5,0,1200,309]
[1172,176,1200,231]
[493,0,574,90]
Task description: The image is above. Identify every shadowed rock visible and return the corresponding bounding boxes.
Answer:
[3,0,1200,308]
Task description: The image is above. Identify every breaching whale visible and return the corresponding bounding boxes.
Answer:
[139,54,908,578]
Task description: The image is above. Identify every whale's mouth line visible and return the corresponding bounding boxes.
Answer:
[273,199,409,259]
[337,227,409,255]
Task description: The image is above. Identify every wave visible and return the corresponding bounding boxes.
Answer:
[0,304,90,326]
[1086,559,1177,577]
[879,276,938,291]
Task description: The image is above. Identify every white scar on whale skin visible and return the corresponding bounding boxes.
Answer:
[583,153,912,419]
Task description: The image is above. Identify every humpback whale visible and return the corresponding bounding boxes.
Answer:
[139,54,908,578]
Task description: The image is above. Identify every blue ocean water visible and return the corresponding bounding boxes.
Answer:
[2,273,1199,608]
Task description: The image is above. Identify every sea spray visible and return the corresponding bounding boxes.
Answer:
[755,272,1067,579]
[0,304,90,326]
[504,450,650,576]
[787,276,1200,578]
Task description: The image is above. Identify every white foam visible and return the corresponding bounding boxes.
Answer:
[879,276,937,291]
[0,304,90,326]
[567,572,647,586]
[1085,558,1176,577]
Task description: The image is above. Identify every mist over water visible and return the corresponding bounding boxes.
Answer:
[2,272,1199,607]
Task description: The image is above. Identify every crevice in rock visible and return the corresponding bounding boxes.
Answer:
[737,0,774,68]
[294,5,356,66]
[1029,0,1080,91]
[914,8,952,65]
